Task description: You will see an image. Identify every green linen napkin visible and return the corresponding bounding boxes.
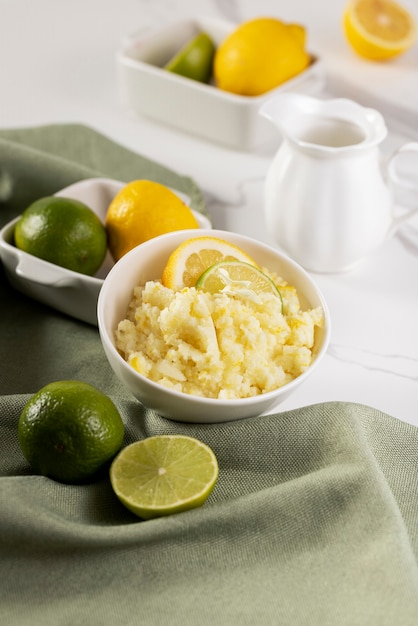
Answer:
[1,125,418,625]
[0,124,206,220]
[1,399,418,625]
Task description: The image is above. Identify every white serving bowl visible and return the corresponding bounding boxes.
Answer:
[0,178,211,325]
[97,229,330,423]
[117,16,325,151]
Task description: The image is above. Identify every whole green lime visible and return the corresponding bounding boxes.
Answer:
[14,196,107,276]
[18,381,125,484]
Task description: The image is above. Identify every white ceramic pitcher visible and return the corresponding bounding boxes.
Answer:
[260,93,418,272]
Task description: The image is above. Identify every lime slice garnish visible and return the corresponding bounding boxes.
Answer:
[110,435,219,520]
[195,260,283,308]
[164,32,216,83]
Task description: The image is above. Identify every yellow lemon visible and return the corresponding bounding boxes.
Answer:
[105,180,199,262]
[286,23,308,48]
[214,17,310,96]
[161,236,258,290]
[343,0,417,60]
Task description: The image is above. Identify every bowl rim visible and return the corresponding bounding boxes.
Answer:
[97,228,331,407]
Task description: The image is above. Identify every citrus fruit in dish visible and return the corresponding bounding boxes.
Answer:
[286,23,308,48]
[196,260,283,308]
[343,0,417,60]
[161,236,258,290]
[165,32,216,83]
[14,196,107,276]
[105,180,199,262]
[18,381,125,484]
[214,17,310,96]
[110,435,219,519]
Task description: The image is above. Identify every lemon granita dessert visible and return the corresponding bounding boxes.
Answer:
[116,280,322,399]
[115,237,323,400]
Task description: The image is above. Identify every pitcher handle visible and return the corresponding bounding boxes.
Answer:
[387,142,418,231]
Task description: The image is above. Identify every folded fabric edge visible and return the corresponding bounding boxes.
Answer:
[0,123,208,216]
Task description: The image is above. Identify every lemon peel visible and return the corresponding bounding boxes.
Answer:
[161,236,258,290]
[214,17,310,96]
[105,180,199,262]
[195,260,283,310]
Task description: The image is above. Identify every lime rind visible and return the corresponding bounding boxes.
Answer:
[164,32,216,83]
[18,380,125,484]
[195,260,283,310]
[14,197,107,276]
[161,236,258,290]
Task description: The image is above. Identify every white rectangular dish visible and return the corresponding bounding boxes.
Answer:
[117,16,325,151]
[0,179,210,326]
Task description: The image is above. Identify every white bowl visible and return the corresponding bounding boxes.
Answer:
[0,178,211,325]
[97,229,330,423]
[117,16,325,151]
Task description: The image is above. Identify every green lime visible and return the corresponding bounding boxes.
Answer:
[196,260,283,308]
[165,32,216,83]
[110,435,219,519]
[14,196,107,276]
[18,381,125,484]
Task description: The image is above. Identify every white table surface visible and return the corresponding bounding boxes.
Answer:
[1,0,417,426]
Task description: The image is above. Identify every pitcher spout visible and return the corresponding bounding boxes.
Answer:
[259,93,388,150]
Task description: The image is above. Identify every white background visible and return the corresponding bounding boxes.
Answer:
[1,0,418,425]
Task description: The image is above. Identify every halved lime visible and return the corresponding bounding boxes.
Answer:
[164,32,216,83]
[196,260,283,308]
[110,435,219,519]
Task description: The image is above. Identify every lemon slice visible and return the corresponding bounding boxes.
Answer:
[161,236,258,290]
[343,0,417,60]
[110,435,219,519]
[286,23,308,47]
[196,260,283,308]
[165,32,216,83]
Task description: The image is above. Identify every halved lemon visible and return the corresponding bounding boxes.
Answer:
[343,0,417,60]
[161,236,258,290]
[110,435,219,520]
[195,260,283,308]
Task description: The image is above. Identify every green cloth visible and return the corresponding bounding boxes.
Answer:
[0,124,206,220]
[0,124,205,396]
[1,125,418,625]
